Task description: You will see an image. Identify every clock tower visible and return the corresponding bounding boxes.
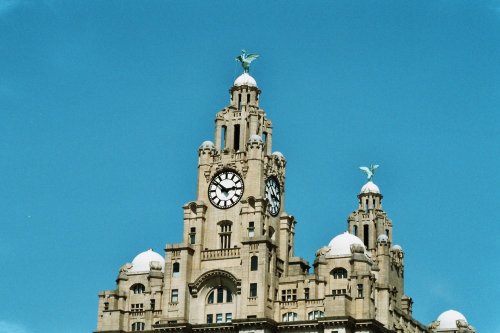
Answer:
[162,63,302,325]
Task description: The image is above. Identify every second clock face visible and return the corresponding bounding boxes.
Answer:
[265,176,281,216]
[208,170,244,209]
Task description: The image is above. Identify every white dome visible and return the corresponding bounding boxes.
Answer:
[328,232,366,256]
[272,151,285,159]
[391,244,403,251]
[248,134,263,144]
[234,73,257,87]
[199,140,215,150]
[130,249,165,273]
[437,310,467,329]
[377,234,389,243]
[360,181,380,194]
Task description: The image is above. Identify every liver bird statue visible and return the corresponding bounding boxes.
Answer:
[359,164,379,181]
[236,50,259,73]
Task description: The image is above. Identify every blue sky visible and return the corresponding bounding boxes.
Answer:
[1,1,499,333]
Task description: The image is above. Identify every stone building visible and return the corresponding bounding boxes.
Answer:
[95,69,475,333]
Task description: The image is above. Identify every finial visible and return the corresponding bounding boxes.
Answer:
[359,164,379,182]
[235,50,259,73]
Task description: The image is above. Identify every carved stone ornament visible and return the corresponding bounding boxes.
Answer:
[350,243,365,254]
[150,260,162,271]
[119,263,133,273]
[315,246,331,257]
[428,320,440,329]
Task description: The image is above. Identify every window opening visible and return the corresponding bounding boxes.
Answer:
[248,222,255,237]
[219,222,232,249]
[353,225,358,236]
[234,124,240,151]
[131,303,144,312]
[131,322,145,331]
[281,289,297,302]
[221,126,227,150]
[250,255,258,271]
[363,225,369,247]
[189,227,196,244]
[216,313,223,323]
[171,289,179,303]
[172,262,180,277]
[104,302,109,311]
[332,268,348,279]
[238,94,242,110]
[131,284,145,294]
[282,312,298,322]
[308,310,324,320]
[304,288,310,300]
[150,299,155,310]
[357,284,364,298]
[250,283,258,297]
[206,314,213,323]
[226,313,232,322]
[247,93,250,104]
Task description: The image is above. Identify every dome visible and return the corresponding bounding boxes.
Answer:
[328,232,366,256]
[234,73,257,87]
[130,249,165,273]
[360,181,380,194]
[272,151,285,159]
[436,310,467,329]
[391,244,403,251]
[377,234,389,243]
[248,134,263,144]
[199,140,215,150]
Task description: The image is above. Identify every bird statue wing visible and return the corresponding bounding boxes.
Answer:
[359,166,370,174]
[372,164,379,170]
[244,53,259,63]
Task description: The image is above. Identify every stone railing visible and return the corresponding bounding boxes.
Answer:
[280,301,298,309]
[201,247,240,261]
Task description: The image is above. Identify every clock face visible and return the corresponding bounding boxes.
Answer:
[208,170,244,209]
[265,176,281,217]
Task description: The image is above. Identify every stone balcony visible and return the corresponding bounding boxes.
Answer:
[201,247,241,261]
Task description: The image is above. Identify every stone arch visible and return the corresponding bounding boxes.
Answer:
[188,269,241,324]
[188,269,241,297]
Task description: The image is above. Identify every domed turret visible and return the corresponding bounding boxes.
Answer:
[327,232,367,256]
[436,310,467,329]
[360,181,380,194]
[199,140,215,150]
[248,134,263,145]
[130,249,165,273]
[234,72,257,87]
[377,234,389,243]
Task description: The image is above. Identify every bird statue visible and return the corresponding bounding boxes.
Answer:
[359,164,379,182]
[235,50,259,73]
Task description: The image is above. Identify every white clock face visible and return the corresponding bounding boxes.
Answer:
[208,170,244,209]
[265,176,281,217]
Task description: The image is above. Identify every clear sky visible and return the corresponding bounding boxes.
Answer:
[1,1,499,333]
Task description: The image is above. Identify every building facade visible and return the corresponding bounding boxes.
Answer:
[95,69,476,333]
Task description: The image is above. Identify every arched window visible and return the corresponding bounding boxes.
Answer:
[282,312,298,322]
[131,284,145,294]
[172,262,180,277]
[250,256,258,271]
[353,225,358,236]
[131,322,145,331]
[207,286,233,304]
[332,268,348,279]
[308,310,324,320]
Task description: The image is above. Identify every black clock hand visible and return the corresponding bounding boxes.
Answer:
[214,181,229,192]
